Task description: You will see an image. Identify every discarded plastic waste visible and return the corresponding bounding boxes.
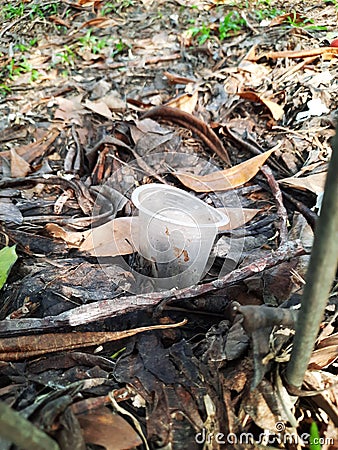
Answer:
[131,184,228,289]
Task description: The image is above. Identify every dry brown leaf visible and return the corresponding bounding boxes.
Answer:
[238,91,284,120]
[55,96,87,125]
[308,346,338,370]
[0,128,60,167]
[279,172,326,195]
[165,91,198,114]
[247,47,338,61]
[141,106,231,166]
[85,99,113,120]
[48,15,71,28]
[80,217,138,257]
[101,92,127,112]
[308,333,338,369]
[163,71,197,85]
[218,208,261,231]
[174,149,275,192]
[269,12,310,26]
[78,407,142,450]
[0,320,187,360]
[79,17,120,29]
[44,223,88,247]
[10,149,31,177]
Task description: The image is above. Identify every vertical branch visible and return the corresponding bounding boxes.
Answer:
[286,125,338,389]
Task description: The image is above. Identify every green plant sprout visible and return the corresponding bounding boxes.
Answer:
[0,84,11,97]
[2,3,24,20]
[14,38,38,53]
[29,2,58,19]
[56,45,76,67]
[187,11,247,45]
[78,30,108,54]
[100,0,134,15]
[112,39,130,57]
[286,11,327,30]
[110,347,126,359]
[309,422,321,450]
[188,23,211,45]
[219,11,247,39]
[2,2,59,20]
[255,7,285,21]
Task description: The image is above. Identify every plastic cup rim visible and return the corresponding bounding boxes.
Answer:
[131,183,229,229]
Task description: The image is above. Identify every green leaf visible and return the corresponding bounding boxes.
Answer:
[0,245,18,290]
[309,421,321,450]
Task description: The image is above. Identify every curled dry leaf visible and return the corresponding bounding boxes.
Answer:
[78,407,142,450]
[279,172,326,195]
[174,148,275,192]
[141,106,231,166]
[238,91,284,120]
[247,47,338,61]
[218,207,260,231]
[165,91,199,114]
[79,17,121,29]
[45,223,88,247]
[80,217,138,257]
[0,320,187,360]
[85,99,113,120]
[0,128,60,168]
[10,149,31,177]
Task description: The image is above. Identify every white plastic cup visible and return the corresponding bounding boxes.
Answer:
[131,184,229,289]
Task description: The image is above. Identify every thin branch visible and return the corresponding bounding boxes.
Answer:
[0,240,306,335]
[261,165,289,245]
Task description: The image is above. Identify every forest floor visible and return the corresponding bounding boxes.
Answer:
[0,0,337,449]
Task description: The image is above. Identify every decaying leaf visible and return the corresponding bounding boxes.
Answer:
[141,106,231,166]
[309,333,338,369]
[218,207,261,231]
[174,148,275,192]
[78,407,142,450]
[269,12,311,26]
[279,172,326,195]
[0,128,60,168]
[55,96,87,125]
[247,46,338,61]
[10,149,31,177]
[85,99,113,120]
[44,223,88,247]
[165,91,198,114]
[308,345,338,370]
[80,217,138,256]
[238,91,284,120]
[0,320,187,360]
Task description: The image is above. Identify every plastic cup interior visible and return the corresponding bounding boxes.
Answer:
[131,184,229,289]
